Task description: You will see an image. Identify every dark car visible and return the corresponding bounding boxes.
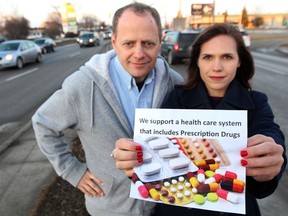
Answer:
[160,31,200,64]
[0,35,7,44]
[33,37,56,54]
[103,30,112,40]
[79,32,100,47]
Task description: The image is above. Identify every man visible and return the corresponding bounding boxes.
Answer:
[32,2,183,216]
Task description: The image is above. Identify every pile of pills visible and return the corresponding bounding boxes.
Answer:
[132,158,245,207]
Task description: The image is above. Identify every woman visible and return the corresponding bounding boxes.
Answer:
[113,24,286,216]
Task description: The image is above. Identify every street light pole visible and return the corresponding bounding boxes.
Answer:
[212,0,216,24]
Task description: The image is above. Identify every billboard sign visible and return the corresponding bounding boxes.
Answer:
[191,4,214,16]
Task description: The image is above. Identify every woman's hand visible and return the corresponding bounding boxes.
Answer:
[112,138,143,177]
[240,134,284,182]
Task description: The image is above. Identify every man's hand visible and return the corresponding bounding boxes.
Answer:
[77,170,105,197]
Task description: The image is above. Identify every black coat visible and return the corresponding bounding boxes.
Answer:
[154,80,287,216]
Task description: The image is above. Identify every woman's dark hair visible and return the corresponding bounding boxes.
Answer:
[112,2,162,41]
[181,23,254,90]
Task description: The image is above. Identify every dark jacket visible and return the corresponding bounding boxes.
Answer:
[154,80,286,216]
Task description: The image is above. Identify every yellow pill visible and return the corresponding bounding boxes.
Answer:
[207,192,219,202]
[193,194,205,205]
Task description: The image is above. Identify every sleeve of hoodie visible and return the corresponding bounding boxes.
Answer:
[32,71,88,187]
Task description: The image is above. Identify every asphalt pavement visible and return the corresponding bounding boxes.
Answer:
[0,44,287,216]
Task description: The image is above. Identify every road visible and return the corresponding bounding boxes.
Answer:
[0,36,287,216]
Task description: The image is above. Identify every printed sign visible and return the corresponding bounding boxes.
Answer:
[130,108,247,215]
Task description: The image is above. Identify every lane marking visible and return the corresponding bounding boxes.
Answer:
[5,68,38,82]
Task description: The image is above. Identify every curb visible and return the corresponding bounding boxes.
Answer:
[0,121,32,154]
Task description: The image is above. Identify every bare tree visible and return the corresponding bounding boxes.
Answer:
[4,16,29,39]
[43,11,62,39]
[78,14,98,31]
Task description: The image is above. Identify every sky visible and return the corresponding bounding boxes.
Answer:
[1,0,288,28]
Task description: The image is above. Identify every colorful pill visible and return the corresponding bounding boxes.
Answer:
[197,169,206,183]
[168,196,175,203]
[145,183,160,201]
[187,172,200,188]
[201,154,207,159]
[207,192,219,202]
[221,182,244,193]
[222,177,245,186]
[135,181,149,198]
[205,173,222,184]
[155,184,162,190]
[198,163,219,171]
[197,183,219,194]
[193,194,206,205]
[215,169,237,179]
[205,170,215,178]
[131,174,149,198]
[216,188,239,203]
[161,189,169,196]
[194,159,216,166]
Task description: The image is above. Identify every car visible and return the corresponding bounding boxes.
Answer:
[33,37,56,54]
[103,30,112,40]
[79,32,100,47]
[0,35,7,44]
[162,29,172,39]
[160,31,200,64]
[240,29,251,48]
[0,40,42,69]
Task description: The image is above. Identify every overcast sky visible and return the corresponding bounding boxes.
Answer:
[1,0,287,27]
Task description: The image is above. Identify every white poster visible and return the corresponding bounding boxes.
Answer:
[130,108,247,215]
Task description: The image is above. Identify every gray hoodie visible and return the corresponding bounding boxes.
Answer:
[32,50,183,216]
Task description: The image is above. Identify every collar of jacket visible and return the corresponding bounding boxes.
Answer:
[180,80,255,110]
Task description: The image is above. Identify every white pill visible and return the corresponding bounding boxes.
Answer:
[164,181,170,187]
[178,176,185,182]
[170,187,177,193]
[171,179,178,185]
[185,182,191,188]
[142,136,158,142]
[177,193,183,199]
[192,188,198,193]
[143,152,152,163]
[170,139,177,143]
[178,185,184,191]
[141,163,162,175]
[184,190,191,197]
[169,157,190,170]
[148,138,170,150]
[159,148,180,158]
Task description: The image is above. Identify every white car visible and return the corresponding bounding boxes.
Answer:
[240,29,251,48]
[0,40,42,69]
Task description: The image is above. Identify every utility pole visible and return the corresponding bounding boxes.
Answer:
[212,0,216,24]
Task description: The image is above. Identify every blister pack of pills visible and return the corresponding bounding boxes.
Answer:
[134,136,199,182]
[171,138,231,166]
